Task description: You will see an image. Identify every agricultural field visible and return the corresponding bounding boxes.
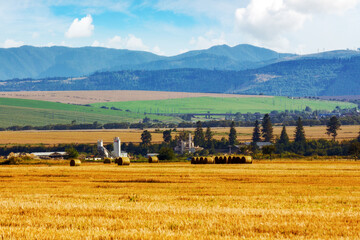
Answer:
[0,161,359,239]
[0,125,359,145]
[91,96,357,114]
[0,98,180,127]
[0,90,270,104]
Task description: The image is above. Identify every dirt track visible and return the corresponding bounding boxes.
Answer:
[0,90,271,104]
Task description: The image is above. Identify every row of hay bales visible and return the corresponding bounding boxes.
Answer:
[191,155,252,165]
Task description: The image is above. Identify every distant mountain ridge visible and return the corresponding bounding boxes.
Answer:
[1,55,360,96]
[0,44,295,80]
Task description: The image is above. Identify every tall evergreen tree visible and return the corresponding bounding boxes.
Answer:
[261,114,273,142]
[294,117,306,143]
[229,121,237,145]
[278,125,290,145]
[252,120,261,143]
[162,130,172,143]
[205,126,213,149]
[141,130,152,146]
[326,116,341,141]
[194,121,205,147]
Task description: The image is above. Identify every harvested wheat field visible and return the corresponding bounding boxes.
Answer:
[0,161,360,239]
[0,125,359,145]
[0,90,271,104]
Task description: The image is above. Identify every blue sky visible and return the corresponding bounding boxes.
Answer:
[1,0,360,55]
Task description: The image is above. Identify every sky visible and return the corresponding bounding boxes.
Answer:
[1,0,360,56]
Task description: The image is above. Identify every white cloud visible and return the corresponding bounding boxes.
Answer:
[107,34,148,51]
[152,46,165,55]
[190,31,227,50]
[235,0,309,41]
[3,39,24,48]
[65,15,94,38]
[235,0,360,45]
[287,0,359,14]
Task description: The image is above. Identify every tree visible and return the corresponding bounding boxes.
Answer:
[261,114,273,142]
[278,125,290,145]
[158,147,175,160]
[294,117,306,143]
[229,121,237,145]
[205,126,214,149]
[65,147,79,159]
[326,116,341,141]
[194,121,205,147]
[163,130,172,143]
[141,130,152,146]
[252,120,261,143]
[262,145,276,159]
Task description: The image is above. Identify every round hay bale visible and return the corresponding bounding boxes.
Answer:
[195,157,201,164]
[191,157,197,164]
[242,156,253,164]
[199,157,205,164]
[204,157,215,164]
[227,156,234,164]
[233,155,243,164]
[114,158,119,164]
[104,158,112,164]
[222,156,228,164]
[70,159,81,167]
[215,156,221,164]
[118,157,131,166]
[148,156,159,163]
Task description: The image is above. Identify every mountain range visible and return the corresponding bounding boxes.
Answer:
[1,44,360,96]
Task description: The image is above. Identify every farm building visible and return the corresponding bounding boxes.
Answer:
[31,152,67,159]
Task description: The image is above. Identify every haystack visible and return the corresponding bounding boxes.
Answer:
[204,157,215,164]
[70,159,81,167]
[118,157,131,166]
[242,156,253,164]
[149,156,159,163]
[104,158,111,164]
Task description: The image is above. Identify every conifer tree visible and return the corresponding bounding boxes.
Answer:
[252,120,261,143]
[278,125,290,145]
[326,116,341,141]
[294,117,306,143]
[261,114,273,142]
[205,126,213,149]
[229,121,237,145]
[194,121,205,147]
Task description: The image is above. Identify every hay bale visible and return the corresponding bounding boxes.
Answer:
[227,156,234,164]
[233,155,243,164]
[191,157,197,164]
[204,157,215,164]
[70,159,81,167]
[104,158,112,164]
[199,157,205,164]
[215,156,221,164]
[118,157,130,166]
[242,156,253,164]
[148,156,159,163]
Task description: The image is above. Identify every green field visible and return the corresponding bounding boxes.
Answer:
[0,98,180,127]
[91,96,357,114]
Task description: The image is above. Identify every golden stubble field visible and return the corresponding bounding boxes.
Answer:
[0,161,360,239]
[0,125,359,145]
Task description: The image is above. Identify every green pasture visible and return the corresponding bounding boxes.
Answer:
[91,97,357,114]
[0,98,179,127]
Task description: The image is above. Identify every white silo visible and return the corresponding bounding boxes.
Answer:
[113,137,121,158]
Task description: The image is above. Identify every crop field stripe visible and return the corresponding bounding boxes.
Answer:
[91,96,357,114]
[0,98,180,126]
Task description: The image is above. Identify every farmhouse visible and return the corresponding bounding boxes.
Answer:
[31,152,67,159]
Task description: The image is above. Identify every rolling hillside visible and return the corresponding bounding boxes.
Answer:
[91,97,356,114]
[0,44,293,80]
[0,98,179,127]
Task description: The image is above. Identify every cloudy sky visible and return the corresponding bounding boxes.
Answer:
[1,0,359,55]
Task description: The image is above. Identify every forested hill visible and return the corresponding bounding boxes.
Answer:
[0,44,293,80]
[1,56,360,96]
